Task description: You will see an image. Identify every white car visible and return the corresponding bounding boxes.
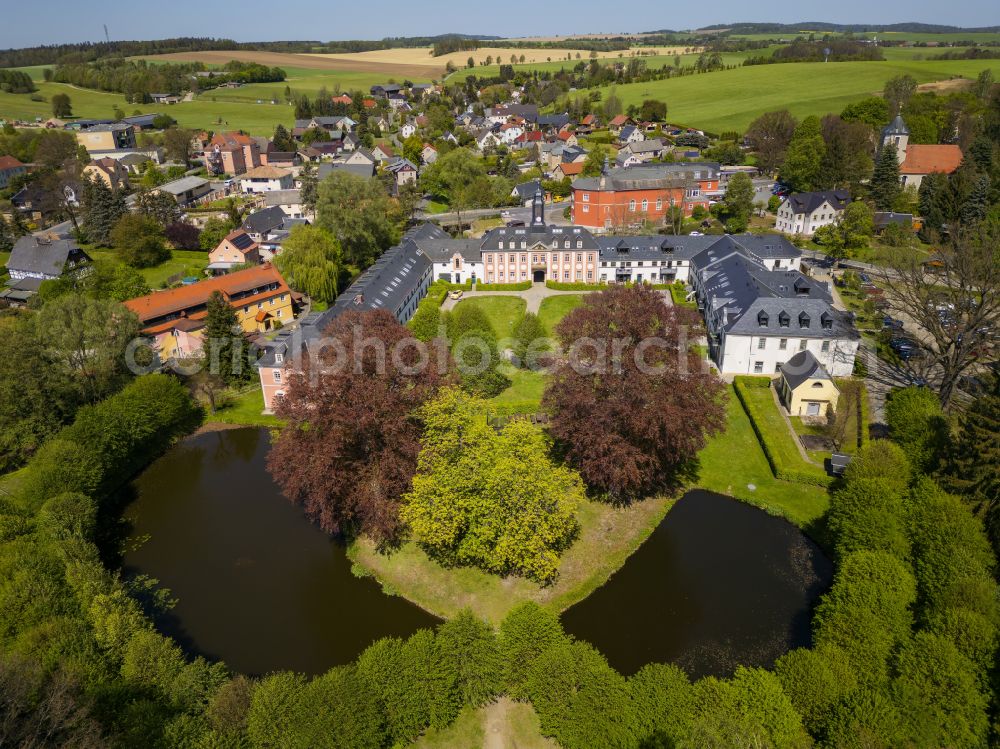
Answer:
[689,231,703,236]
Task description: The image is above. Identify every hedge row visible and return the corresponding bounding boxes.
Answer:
[733,376,834,488]
[545,281,606,291]
[475,281,532,291]
[857,382,870,448]
[486,400,543,419]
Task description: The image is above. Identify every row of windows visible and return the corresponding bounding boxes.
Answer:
[242,294,288,314]
[757,338,833,353]
[600,260,685,268]
[489,271,596,281]
[485,253,596,264]
[497,240,585,250]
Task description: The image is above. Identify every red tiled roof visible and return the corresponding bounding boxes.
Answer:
[124,263,289,329]
[0,155,25,170]
[900,144,962,175]
[557,161,584,176]
[609,115,630,127]
[557,131,574,141]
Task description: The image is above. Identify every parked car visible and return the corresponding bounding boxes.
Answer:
[505,219,525,227]
[859,273,872,284]
[889,337,921,360]
[882,316,904,331]
[689,231,703,236]
[448,290,463,300]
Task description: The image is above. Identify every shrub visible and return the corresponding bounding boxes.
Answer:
[628,663,694,746]
[474,281,531,291]
[545,280,605,291]
[826,477,910,561]
[885,386,948,472]
[499,603,568,698]
[842,440,910,494]
[774,645,857,734]
[37,493,97,543]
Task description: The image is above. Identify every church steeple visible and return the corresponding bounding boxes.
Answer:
[881,112,910,158]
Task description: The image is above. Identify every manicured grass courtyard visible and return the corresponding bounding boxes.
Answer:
[205,387,284,428]
[537,294,584,334]
[489,363,547,407]
[450,295,527,339]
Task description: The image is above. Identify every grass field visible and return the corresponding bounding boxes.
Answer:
[451,296,527,338]
[597,58,1000,133]
[86,248,209,288]
[206,388,283,428]
[489,363,547,406]
[537,294,584,333]
[729,31,1000,43]
[695,388,830,528]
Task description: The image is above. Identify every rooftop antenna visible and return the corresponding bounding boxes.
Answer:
[103,24,110,44]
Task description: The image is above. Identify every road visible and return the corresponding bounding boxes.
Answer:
[416,202,572,227]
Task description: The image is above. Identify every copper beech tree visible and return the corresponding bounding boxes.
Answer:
[542,285,727,499]
[268,309,451,542]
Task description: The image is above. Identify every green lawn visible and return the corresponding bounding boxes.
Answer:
[537,294,584,334]
[695,388,830,528]
[451,295,526,338]
[87,248,208,288]
[594,58,1000,133]
[488,363,547,408]
[205,388,284,428]
[0,251,10,283]
[409,700,555,749]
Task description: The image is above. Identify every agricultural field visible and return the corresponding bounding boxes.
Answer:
[0,78,297,135]
[728,31,1000,44]
[595,57,1000,133]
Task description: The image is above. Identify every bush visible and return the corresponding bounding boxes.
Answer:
[545,280,605,291]
[37,493,97,543]
[885,386,948,473]
[827,477,910,562]
[842,440,910,494]
[499,603,568,698]
[474,281,531,291]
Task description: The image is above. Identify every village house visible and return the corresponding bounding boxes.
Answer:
[571,162,719,231]
[370,144,396,163]
[881,114,963,189]
[3,234,91,300]
[264,189,306,219]
[205,132,261,176]
[74,123,136,154]
[124,263,294,359]
[618,125,645,145]
[385,158,418,191]
[207,229,260,273]
[0,155,27,189]
[622,139,669,162]
[239,165,294,193]
[242,206,291,241]
[775,190,851,236]
[155,176,211,206]
[421,143,438,164]
[608,115,633,135]
[83,157,130,191]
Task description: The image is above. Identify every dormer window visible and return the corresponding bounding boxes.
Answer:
[757,311,769,327]
[799,312,810,328]
[778,311,790,328]
[821,312,833,330]
[275,353,284,364]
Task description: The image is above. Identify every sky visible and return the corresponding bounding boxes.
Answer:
[1,0,997,49]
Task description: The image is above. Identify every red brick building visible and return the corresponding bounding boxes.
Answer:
[571,163,719,232]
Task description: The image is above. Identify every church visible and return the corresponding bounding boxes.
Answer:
[881,113,963,190]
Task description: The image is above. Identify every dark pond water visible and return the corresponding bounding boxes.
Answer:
[561,490,832,679]
[123,427,439,676]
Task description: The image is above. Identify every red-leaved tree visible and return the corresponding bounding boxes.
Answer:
[542,285,727,499]
[268,309,451,542]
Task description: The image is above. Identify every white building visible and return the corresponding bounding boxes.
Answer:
[689,238,858,376]
[239,165,294,193]
[775,190,850,236]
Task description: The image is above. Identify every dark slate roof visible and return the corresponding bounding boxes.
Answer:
[536,113,570,129]
[495,104,540,122]
[6,236,90,277]
[597,234,717,262]
[513,179,542,202]
[242,206,288,235]
[573,162,721,192]
[317,161,375,180]
[257,224,434,368]
[783,190,850,216]
[780,350,832,390]
[482,223,600,249]
[882,114,909,137]
[874,211,913,229]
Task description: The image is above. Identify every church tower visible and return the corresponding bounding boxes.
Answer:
[881,113,909,160]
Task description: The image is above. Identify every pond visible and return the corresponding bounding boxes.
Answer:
[123,427,439,676]
[560,490,832,679]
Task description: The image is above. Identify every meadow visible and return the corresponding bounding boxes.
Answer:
[596,57,1000,133]
[729,31,1000,44]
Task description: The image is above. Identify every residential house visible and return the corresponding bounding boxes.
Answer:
[776,190,851,236]
[608,115,633,135]
[618,125,645,145]
[75,123,136,153]
[331,94,353,106]
[553,161,585,180]
[622,138,669,162]
[207,229,260,273]
[385,158,418,191]
[400,120,418,139]
[150,93,182,104]
[370,83,404,98]
[2,235,92,305]
[264,189,306,219]
[371,144,395,163]
[155,176,211,206]
[317,160,376,181]
[239,165,294,193]
[556,130,579,148]
[778,350,840,417]
[206,132,261,176]
[880,114,962,189]
[571,162,720,230]
[512,179,543,206]
[242,206,290,241]
[421,143,438,164]
[9,183,80,222]
[0,155,27,189]
[500,122,525,144]
[83,158,130,191]
[260,150,300,169]
[124,263,294,359]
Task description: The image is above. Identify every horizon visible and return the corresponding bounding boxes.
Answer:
[1,1,998,49]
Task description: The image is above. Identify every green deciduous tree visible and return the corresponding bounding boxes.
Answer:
[721,171,754,232]
[511,311,547,369]
[883,74,917,114]
[51,93,72,118]
[273,224,342,304]
[198,217,235,251]
[434,611,503,707]
[780,115,825,192]
[885,386,948,473]
[110,214,170,268]
[315,170,400,268]
[402,387,583,583]
[745,109,797,174]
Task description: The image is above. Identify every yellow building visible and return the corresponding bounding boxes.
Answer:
[778,350,841,417]
[75,123,137,153]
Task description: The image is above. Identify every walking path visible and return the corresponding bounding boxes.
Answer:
[440,283,596,314]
